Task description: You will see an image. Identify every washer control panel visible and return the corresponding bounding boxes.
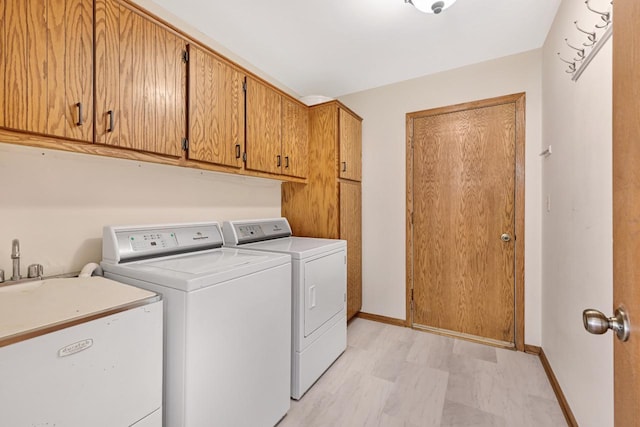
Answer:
[129,232,179,252]
[103,222,224,263]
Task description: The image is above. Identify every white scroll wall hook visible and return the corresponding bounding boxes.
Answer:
[565,38,586,61]
[585,0,611,29]
[557,53,576,73]
[574,20,597,46]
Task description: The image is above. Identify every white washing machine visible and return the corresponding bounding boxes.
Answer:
[101,221,292,427]
[223,218,346,399]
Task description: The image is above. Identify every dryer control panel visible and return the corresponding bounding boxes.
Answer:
[223,218,292,245]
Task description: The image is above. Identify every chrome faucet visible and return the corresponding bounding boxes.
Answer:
[11,239,20,281]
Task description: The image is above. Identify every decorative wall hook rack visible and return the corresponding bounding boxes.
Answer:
[558,1,613,81]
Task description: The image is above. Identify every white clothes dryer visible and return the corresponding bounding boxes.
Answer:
[223,218,347,400]
[101,222,292,427]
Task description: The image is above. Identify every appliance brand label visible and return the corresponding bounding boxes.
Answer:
[192,231,209,241]
[58,339,93,357]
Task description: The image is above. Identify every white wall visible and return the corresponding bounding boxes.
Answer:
[541,1,613,425]
[0,143,281,277]
[340,50,543,345]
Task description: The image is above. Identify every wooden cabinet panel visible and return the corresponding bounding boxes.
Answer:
[188,45,245,168]
[95,0,185,157]
[65,0,93,141]
[0,0,6,127]
[95,0,119,146]
[48,0,68,138]
[2,0,93,141]
[282,98,309,178]
[246,77,282,174]
[339,108,362,181]
[121,7,143,151]
[340,181,362,320]
[4,0,44,133]
[283,101,362,320]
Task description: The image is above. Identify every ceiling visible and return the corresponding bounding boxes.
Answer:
[150,0,561,98]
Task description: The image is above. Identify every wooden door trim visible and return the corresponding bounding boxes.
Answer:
[405,92,526,351]
[613,1,640,423]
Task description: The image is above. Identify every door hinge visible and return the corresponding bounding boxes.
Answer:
[242,80,247,92]
[182,50,189,63]
[242,152,247,162]
[181,138,189,151]
[411,288,414,301]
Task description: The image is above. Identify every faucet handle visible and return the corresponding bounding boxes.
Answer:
[27,264,43,279]
[11,239,20,258]
[0,269,4,283]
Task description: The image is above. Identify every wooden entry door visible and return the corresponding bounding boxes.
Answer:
[407,94,525,349]
[611,0,640,423]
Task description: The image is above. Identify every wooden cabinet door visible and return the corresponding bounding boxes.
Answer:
[188,45,245,168]
[340,181,362,320]
[245,77,282,174]
[1,0,93,141]
[338,109,362,181]
[95,0,185,157]
[282,98,309,178]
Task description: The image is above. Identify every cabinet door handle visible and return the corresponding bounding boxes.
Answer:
[342,161,347,172]
[76,102,83,126]
[107,110,114,132]
[277,155,282,167]
[235,144,241,159]
[285,156,289,169]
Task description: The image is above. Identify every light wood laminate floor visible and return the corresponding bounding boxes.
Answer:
[278,318,566,427]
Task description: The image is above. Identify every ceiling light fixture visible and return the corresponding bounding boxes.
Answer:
[404,0,457,14]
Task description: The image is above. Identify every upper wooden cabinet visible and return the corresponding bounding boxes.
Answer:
[95,0,186,157]
[246,77,309,178]
[339,109,362,182]
[0,0,309,182]
[187,44,245,168]
[245,77,283,175]
[282,99,309,179]
[0,0,93,142]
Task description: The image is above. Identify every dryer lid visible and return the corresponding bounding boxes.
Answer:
[233,236,346,259]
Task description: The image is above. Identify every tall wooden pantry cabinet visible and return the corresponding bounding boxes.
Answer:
[282,101,363,320]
